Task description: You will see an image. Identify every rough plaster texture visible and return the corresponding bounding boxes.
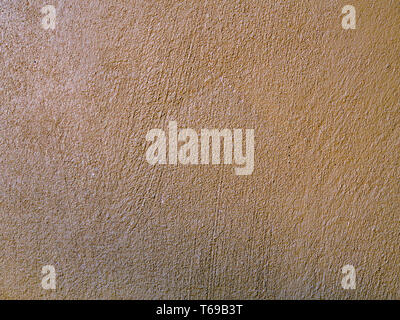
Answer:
[0,0,399,299]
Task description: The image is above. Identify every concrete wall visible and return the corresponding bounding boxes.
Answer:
[0,0,399,299]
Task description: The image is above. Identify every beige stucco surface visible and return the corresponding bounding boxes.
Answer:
[0,0,399,299]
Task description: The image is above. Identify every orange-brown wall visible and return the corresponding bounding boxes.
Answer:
[0,0,399,299]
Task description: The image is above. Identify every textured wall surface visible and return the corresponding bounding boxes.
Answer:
[0,0,399,299]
